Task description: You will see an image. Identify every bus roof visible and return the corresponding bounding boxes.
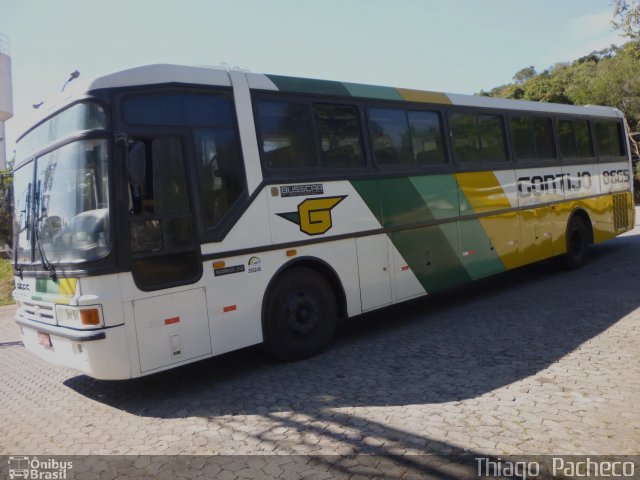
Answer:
[87,64,624,119]
[19,63,625,140]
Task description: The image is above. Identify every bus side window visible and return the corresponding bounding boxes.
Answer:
[451,113,508,163]
[314,104,365,168]
[368,107,413,165]
[558,119,594,159]
[594,120,625,158]
[194,128,244,230]
[509,116,556,161]
[256,99,316,169]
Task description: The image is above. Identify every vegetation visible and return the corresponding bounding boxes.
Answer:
[480,1,640,138]
[480,3,640,194]
[0,170,12,250]
[479,42,640,134]
[613,0,640,40]
[0,258,13,306]
[1,163,15,306]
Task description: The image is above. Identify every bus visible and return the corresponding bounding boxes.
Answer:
[10,64,634,380]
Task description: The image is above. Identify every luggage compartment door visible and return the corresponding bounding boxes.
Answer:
[133,288,211,372]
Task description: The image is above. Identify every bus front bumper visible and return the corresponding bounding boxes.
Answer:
[16,318,132,380]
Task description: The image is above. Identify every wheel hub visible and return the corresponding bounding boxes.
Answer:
[285,292,320,335]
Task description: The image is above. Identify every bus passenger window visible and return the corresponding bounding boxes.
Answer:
[194,129,245,229]
[451,113,507,163]
[594,121,625,158]
[558,119,594,159]
[256,100,316,169]
[509,116,555,161]
[368,107,413,165]
[407,111,446,164]
[313,104,365,168]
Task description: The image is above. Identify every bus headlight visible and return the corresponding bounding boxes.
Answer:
[56,305,104,329]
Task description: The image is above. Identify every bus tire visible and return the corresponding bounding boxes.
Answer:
[263,267,337,361]
[563,215,590,269]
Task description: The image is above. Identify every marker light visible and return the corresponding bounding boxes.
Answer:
[56,305,104,329]
[80,308,101,326]
[286,249,297,257]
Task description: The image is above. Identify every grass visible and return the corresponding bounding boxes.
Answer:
[0,258,14,306]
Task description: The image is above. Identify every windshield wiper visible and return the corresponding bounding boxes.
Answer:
[13,183,30,280]
[33,183,56,280]
[34,221,56,279]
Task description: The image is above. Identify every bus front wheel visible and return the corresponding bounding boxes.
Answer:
[263,267,337,361]
[563,215,590,269]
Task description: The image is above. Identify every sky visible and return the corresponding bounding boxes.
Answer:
[0,0,627,157]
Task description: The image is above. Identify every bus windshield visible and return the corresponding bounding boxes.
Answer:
[13,102,111,265]
[34,139,110,263]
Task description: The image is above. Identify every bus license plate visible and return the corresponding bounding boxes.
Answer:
[38,332,52,348]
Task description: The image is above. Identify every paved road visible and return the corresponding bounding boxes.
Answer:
[1,213,639,474]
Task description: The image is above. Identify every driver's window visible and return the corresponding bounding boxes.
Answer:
[128,137,201,290]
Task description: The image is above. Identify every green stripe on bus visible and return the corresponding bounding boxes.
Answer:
[408,175,460,220]
[458,219,506,279]
[390,223,471,292]
[350,179,382,224]
[266,75,352,97]
[351,175,506,290]
[351,177,470,292]
[342,82,404,101]
[36,278,59,294]
[378,177,434,227]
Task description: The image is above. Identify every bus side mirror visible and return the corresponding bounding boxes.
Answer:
[128,142,146,186]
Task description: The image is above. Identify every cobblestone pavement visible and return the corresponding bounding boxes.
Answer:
[1,216,639,469]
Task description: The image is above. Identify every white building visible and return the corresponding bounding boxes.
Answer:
[0,34,13,171]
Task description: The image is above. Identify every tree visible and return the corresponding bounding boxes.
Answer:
[612,0,640,40]
[513,66,536,83]
[0,171,12,250]
[479,41,640,128]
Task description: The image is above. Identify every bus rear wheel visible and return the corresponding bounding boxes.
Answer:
[263,267,337,361]
[563,215,590,269]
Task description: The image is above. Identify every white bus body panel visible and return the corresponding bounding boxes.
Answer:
[229,70,263,194]
[133,287,211,373]
[356,235,392,311]
[599,161,632,194]
[20,323,130,380]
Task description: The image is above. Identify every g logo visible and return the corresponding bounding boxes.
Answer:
[277,196,346,236]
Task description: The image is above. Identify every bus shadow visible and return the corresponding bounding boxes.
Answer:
[64,237,639,420]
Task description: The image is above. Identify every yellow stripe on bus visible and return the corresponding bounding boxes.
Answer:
[58,278,77,297]
[397,89,452,105]
[455,171,512,214]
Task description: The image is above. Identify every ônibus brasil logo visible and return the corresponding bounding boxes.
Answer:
[8,456,73,479]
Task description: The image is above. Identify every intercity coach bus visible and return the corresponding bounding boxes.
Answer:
[10,64,634,379]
